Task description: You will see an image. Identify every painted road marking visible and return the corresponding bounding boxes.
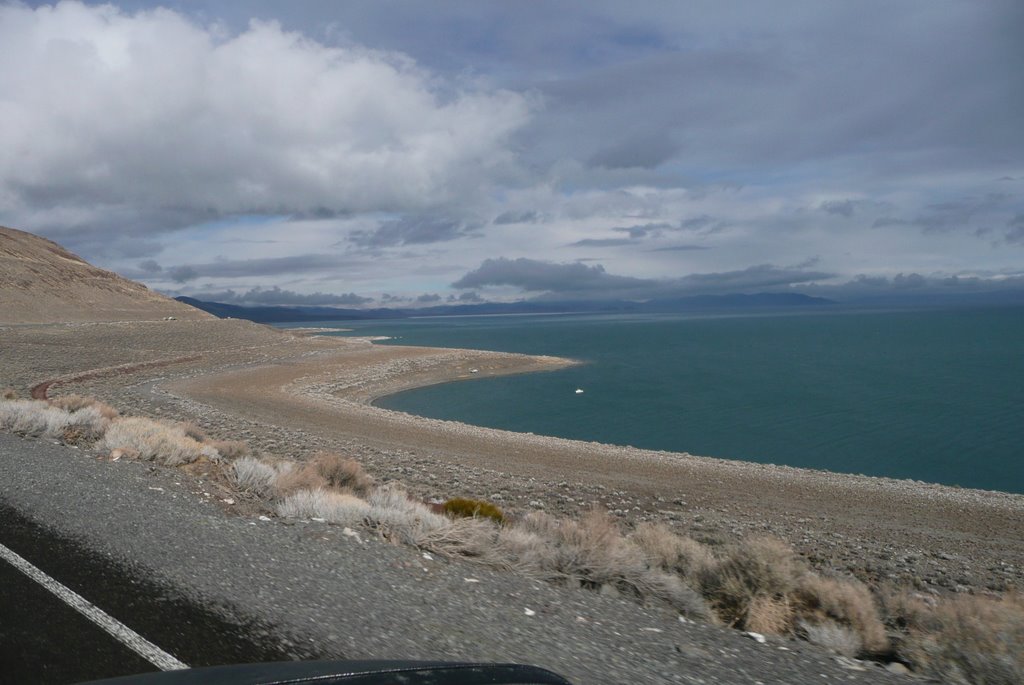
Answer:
[0,541,188,671]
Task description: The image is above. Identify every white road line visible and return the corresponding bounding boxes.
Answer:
[0,541,188,671]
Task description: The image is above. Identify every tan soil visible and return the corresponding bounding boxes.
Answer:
[0,226,210,323]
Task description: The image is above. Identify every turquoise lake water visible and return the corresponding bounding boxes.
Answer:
[282,307,1024,494]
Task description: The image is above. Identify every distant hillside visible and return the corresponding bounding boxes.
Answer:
[176,292,834,323]
[0,226,211,324]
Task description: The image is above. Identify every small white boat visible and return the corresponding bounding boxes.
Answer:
[575,388,584,394]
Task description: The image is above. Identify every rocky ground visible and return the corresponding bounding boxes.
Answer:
[2,318,1023,682]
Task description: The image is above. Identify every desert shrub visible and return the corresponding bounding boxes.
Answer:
[272,463,327,497]
[3,388,19,400]
[209,439,249,460]
[793,574,889,655]
[177,422,209,443]
[799,619,864,657]
[745,594,794,635]
[0,399,110,443]
[698,536,802,630]
[888,591,1024,684]
[230,457,278,497]
[310,453,373,495]
[48,394,119,420]
[443,497,505,524]
[366,485,455,547]
[277,489,371,526]
[494,526,561,577]
[100,417,216,466]
[515,509,711,617]
[630,522,713,580]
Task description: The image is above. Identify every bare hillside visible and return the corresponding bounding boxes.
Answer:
[0,226,210,324]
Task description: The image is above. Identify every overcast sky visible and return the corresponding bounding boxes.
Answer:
[2,1,1023,306]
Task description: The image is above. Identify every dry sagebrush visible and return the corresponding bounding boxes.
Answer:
[0,398,111,444]
[100,416,220,466]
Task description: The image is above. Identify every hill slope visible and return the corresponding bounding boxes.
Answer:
[0,226,211,323]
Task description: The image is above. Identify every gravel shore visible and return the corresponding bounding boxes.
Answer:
[2,318,1022,681]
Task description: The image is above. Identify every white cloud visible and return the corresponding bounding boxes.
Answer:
[0,1,530,227]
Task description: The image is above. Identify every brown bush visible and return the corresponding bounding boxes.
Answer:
[272,463,327,497]
[698,536,803,629]
[310,453,373,495]
[209,439,250,460]
[630,522,713,579]
[48,394,119,420]
[794,574,889,655]
[886,591,1024,684]
[746,595,793,635]
[177,421,209,443]
[2,388,18,400]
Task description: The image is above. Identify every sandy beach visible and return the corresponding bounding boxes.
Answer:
[4,319,1023,596]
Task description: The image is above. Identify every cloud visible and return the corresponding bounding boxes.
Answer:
[137,259,163,273]
[1005,214,1024,244]
[0,2,530,248]
[649,245,711,252]
[874,194,1014,234]
[452,257,653,293]
[163,253,353,282]
[613,222,673,239]
[820,200,856,217]
[415,293,442,303]
[187,286,371,306]
[566,238,638,248]
[588,131,680,169]
[350,216,471,248]
[453,257,831,299]
[451,291,483,303]
[493,210,540,225]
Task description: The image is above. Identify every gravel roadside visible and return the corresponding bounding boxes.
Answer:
[0,433,905,684]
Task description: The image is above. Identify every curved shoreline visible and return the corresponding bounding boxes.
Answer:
[167,338,1024,512]
[7,319,1020,594]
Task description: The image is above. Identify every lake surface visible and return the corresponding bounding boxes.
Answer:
[280,307,1024,493]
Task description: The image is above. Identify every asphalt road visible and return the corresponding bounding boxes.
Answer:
[0,501,293,684]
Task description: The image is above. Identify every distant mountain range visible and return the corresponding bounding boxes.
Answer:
[174,292,835,323]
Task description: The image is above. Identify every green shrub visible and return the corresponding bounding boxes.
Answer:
[443,497,505,524]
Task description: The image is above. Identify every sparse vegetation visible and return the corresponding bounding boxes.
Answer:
[100,416,219,466]
[884,590,1024,684]
[2,391,1022,682]
[2,388,18,400]
[0,398,110,442]
[443,497,505,523]
[310,452,373,495]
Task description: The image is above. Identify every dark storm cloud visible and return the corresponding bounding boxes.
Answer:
[350,216,472,248]
[188,286,372,306]
[415,293,442,303]
[165,254,354,283]
[137,260,163,273]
